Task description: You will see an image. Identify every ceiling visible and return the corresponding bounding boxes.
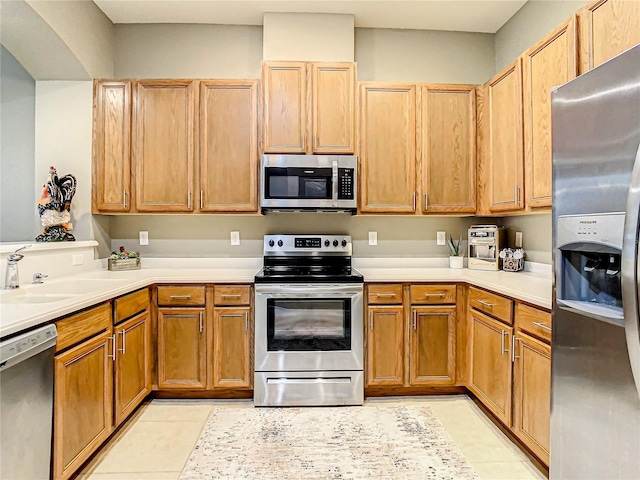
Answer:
[93,0,529,34]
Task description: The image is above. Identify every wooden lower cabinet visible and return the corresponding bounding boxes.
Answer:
[114,311,151,426]
[410,306,456,385]
[513,332,551,464]
[469,310,514,426]
[157,308,206,389]
[53,331,113,480]
[212,307,251,388]
[366,305,405,386]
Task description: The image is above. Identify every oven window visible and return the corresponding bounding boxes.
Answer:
[265,168,332,199]
[267,298,351,351]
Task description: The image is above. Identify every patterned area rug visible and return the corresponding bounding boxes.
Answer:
[180,405,480,480]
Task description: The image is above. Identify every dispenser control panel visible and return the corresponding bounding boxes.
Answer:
[557,213,625,249]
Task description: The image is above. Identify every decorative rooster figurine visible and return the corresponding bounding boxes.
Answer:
[36,166,77,242]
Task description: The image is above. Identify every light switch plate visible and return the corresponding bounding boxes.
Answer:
[139,231,149,246]
[515,231,523,248]
[231,231,240,245]
[368,232,377,246]
[437,231,446,246]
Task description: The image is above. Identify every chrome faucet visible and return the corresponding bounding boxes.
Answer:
[32,273,48,284]
[4,245,29,289]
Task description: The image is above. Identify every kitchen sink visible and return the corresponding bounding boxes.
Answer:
[1,292,82,304]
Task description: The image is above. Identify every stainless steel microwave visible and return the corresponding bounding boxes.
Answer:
[260,154,357,213]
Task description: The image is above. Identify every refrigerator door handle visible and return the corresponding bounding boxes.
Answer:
[621,141,640,398]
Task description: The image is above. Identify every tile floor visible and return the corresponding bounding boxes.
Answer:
[77,395,547,480]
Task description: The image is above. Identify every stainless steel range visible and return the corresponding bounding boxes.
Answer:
[254,235,364,407]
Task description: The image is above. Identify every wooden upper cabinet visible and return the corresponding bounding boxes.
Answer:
[133,80,196,212]
[524,19,577,209]
[359,84,417,213]
[312,63,356,153]
[421,85,476,213]
[262,62,307,153]
[577,0,640,74]
[486,59,525,213]
[92,81,132,213]
[199,80,258,212]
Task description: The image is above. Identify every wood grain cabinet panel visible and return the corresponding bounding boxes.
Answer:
[516,303,552,343]
[212,307,252,389]
[577,0,640,74]
[55,303,112,353]
[410,284,457,305]
[157,308,206,389]
[213,285,251,306]
[421,85,476,213]
[409,306,456,385]
[157,285,206,306]
[114,288,149,324]
[359,83,417,213]
[513,332,551,465]
[486,59,525,213]
[524,19,577,209]
[53,331,113,480]
[133,80,196,212]
[469,286,513,325]
[366,306,405,386]
[92,80,132,213]
[367,284,404,305]
[199,80,258,212]
[114,312,151,427]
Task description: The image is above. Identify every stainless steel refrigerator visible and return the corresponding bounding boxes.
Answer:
[552,44,640,479]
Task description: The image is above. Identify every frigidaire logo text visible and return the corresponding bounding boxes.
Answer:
[579,220,597,224]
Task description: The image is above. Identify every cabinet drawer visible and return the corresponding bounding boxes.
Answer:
[114,288,149,324]
[516,303,552,343]
[367,284,403,304]
[410,284,456,304]
[214,285,251,306]
[469,286,513,325]
[55,303,112,352]
[157,285,206,306]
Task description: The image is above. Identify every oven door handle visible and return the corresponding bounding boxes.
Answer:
[332,160,339,207]
[262,293,360,299]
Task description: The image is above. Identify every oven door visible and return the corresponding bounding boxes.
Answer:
[255,284,363,372]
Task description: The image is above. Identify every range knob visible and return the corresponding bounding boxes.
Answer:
[342,239,347,247]
[324,239,330,247]
[268,239,275,247]
[333,240,339,247]
[277,239,284,247]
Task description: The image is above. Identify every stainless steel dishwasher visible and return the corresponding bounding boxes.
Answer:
[0,324,57,480]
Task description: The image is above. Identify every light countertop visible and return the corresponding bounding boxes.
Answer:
[0,259,552,339]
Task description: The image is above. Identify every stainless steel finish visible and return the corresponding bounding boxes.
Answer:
[413,192,416,210]
[552,45,640,480]
[468,225,506,271]
[413,310,417,330]
[369,310,373,330]
[511,335,520,362]
[376,293,396,298]
[4,245,29,289]
[477,300,495,307]
[263,234,352,256]
[425,193,428,210]
[222,294,241,298]
[32,273,48,284]
[169,295,192,299]
[332,159,338,207]
[0,324,57,480]
[199,312,203,333]
[254,370,364,407]
[108,334,116,360]
[244,312,248,331]
[500,330,508,355]
[187,191,192,209]
[532,321,552,332]
[123,190,127,209]
[118,330,126,354]
[424,293,445,297]
[314,133,317,150]
[200,190,204,209]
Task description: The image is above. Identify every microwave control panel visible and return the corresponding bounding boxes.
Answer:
[338,169,355,200]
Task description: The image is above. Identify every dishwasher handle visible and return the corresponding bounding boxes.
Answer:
[0,324,57,372]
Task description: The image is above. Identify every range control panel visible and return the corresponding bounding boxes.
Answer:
[264,235,352,254]
[557,213,625,250]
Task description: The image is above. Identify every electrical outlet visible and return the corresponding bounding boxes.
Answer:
[437,231,446,246]
[515,231,523,248]
[230,231,240,245]
[72,254,83,266]
[368,232,377,246]
[139,231,149,246]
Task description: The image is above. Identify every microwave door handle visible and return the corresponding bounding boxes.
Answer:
[332,160,338,207]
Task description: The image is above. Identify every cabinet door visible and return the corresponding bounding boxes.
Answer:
[513,332,551,465]
[469,310,514,426]
[262,62,307,153]
[53,332,113,480]
[92,80,132,212]
[578,0,640,74]
[409,306,456,385]
[524,19,577,209]
[421,85,476,213]
[157,308,206,389]
[212,307,251,389]
[366,306,405,386]
[199,80,258,212]
[486,59,524,213]
[312,63,355,153]
[134,80,196,212]
[359,84,417,213]
[114,312,151,427]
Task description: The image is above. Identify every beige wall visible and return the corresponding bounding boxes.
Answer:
[263,13,354,62]
[355,27,495,83]
[114,24,263,78]
[500,214,552,264]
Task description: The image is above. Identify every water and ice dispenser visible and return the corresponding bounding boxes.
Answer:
[556,214,624,321]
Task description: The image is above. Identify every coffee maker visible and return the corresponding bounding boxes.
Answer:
[468,225,506,270]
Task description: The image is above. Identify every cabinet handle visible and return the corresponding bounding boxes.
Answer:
[222,294,242,298]
[424,293,445,297]
[413,310,417,330]
[376,293,396,297]
[514,185,521,205]
[199,312,203,333]
[118,330,126,354]
[107,334,116,360]
[512,335,520,362]
[314,133,317,150]
[413,192,416,210]
[533,321,552,332]
[245,312,248,331]
[477,300,495,307]
[188,191,192,209]
[170,295,192,299]
[369,311,374,330]
[200,190,204,209]
[302,136,306,152]
[123,190,128,209]
[424,193,428,210]
[501,330,509,356]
